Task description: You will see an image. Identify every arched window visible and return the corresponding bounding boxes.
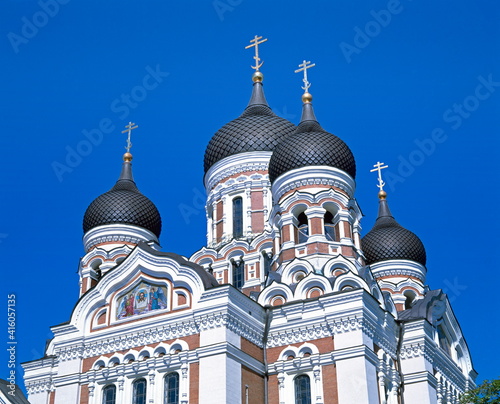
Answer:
[404,290,416,310]
[324,211,336,241]
[297,212,308,244]
[102,385,116,404]
[232,259,245,290]
[295,375,312,404]
[233,197,243,238]
[164,373,180,404]
[262,251,272,277]
[133,378,147,404]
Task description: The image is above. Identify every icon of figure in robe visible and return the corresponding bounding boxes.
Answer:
[150,287,159,310]
[135,290,148,313]
[125,293,135,316]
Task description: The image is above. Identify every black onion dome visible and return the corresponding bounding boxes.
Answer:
[83,160,162,237]
[268,102,356,182]
[203,81,296,173]
[361,198,426,266]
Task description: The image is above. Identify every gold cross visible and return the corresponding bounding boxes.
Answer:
[295,60,316,93]
[121,122,138,153]
[245,35,268,71]
[370,161,389,191]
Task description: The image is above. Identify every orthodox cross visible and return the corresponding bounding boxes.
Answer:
[295,60,316,92]
[370,161,389,191]
[245,35,268,71]
[121,122,138,153]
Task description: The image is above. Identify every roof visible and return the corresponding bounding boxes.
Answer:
[0,379,30,404]
[83,159,162,237]
[268,102,356,182]
[361,198,426,266]
[204,81,296,173]
[137,242,219,289]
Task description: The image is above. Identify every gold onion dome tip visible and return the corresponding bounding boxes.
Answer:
[123,152,133,162]
[252,71,264,82]
[302,92,313,103]
[378,190,387,200]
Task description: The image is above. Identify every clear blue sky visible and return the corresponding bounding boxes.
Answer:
[1,0,498,392]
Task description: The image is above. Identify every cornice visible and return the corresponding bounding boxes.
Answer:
[272,166,356,202]
[205,151,272,191]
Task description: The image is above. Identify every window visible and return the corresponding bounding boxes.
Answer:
[404,290,416,310]
[133,378,147,404]
[232,259,244,290]
[262,251,271,277]
[233,197,243,238]
[164,373,179,404]
[295,375,312,404]
[297,212,308,244]
[102,385,116,404]
[324,211,336,241]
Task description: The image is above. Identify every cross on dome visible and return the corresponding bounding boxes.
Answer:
[122,122,138,154]
[245,35,268,71]
[370,161,389,198]
[295,60,316,93]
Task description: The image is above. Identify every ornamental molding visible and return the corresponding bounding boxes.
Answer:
[268,353,331,374]
[83,224,159,252]
[25,379,54,395]
[400,340,467,391]
[272,166,356,202]
[55,320,199,361]
[400,343,431,361]
[205,152,272,191]
[267,322,331,348]
[370,260,427,283]
[194,311,264,347]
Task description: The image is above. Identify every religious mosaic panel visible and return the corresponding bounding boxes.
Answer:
[117,281,168,320]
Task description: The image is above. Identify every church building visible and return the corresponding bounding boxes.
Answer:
[22,37,476,404]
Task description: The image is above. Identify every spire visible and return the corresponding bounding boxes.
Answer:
[294,60,321,130]
[245,35,270,108]
[112,122,140,192]
[361,161,427,267]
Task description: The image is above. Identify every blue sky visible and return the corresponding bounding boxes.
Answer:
[1,0,499,392]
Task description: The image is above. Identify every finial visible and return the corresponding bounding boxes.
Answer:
[294,60,316,102]
[370,161,389,199]
[245,35,268,78]
[121,122,138,161]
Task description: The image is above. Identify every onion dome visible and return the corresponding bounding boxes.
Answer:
[361,192,426,266]
[203,72,296,173]
[268,92,356,183]
[83,153,162,237]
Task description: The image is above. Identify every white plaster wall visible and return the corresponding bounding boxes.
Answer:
[403,381,437,404]
[54,384,79,403]
[199,355,242,404]
[336,356,379,404]
[200,327,241,348]
[26,391,50,404]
